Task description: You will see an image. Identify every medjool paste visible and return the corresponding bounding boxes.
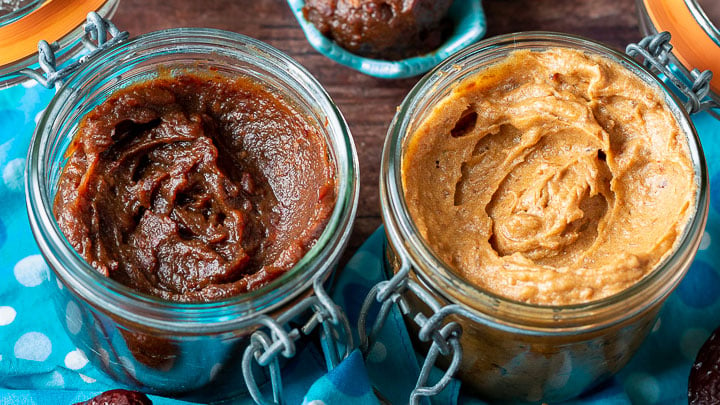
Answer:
[75,389,152,405]
[54,73,336,302]
[303,0,453,60]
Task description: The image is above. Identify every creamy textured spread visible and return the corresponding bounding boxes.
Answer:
[54,73,336,303]
[402,48,695,305]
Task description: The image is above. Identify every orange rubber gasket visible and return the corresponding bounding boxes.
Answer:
[0,0,107,67]
[644,0,720,94]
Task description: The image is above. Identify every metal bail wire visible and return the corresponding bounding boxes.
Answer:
[19,11,129,89]
[626,31,717,116]
[357,243,466,405]
[240,272,353,405]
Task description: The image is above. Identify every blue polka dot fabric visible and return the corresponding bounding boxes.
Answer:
[1,80,720,404]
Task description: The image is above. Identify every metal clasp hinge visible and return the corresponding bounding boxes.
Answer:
[241,276,353,405]
[357,251,466,405]
[626,31,717,116]
[19,11,129,89]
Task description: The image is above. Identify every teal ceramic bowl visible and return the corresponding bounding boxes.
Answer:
[287,0,487,79]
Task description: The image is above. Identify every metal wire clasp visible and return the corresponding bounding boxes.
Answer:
[626,31,716,115]
[241,274,353,405]
[19,11,129,89]
[357,246,466,405]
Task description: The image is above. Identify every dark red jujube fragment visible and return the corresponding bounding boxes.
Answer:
[689,325,720,404]
[74,389,152,405]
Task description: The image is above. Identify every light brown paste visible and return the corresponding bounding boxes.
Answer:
[402,48,695,305]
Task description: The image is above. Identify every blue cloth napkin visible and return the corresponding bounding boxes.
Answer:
[2,80,720,405]
[301,350,379,405]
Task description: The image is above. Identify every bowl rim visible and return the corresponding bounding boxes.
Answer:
[286,0,487,79]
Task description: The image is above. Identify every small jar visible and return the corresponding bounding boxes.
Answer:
[380,32,708,402]
[636,0,720,104]
[0,0,119,87]
[26,28,359,400]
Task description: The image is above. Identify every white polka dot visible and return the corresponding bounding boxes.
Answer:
[22,79,38,88]
[700,231,711,250]
[651,317,662,333]
[64,349,88,370]
[47,370,65,388]
[98,348,110,367]
[0,306,17,326]
[14,332,52,361]
[306,401,326,405]
[547,351,572,389]
[56,278,64,290]
[367,341,387,363]
[79,373,96,383]
[625,372,660,403]
[681,328,710,361]
[210,363,222,380]
[34,108,46,124]
[3,158,24,192]
[14,255,48,287]
[119,356,136,378]
[66,301,82,335]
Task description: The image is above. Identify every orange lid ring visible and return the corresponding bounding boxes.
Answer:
[0,0,115,72]
[643,0,720,95]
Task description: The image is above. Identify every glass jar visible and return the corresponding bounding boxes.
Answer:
[636,0,720,105]
[0,0,120,86]
[380,32,708,403]
[25,28,359,401]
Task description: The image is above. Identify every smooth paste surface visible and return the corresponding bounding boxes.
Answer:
[402,48,695,305]
[54,73,336,302]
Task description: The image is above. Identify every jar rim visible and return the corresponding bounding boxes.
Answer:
[381,31,709,332]
[0,0,43,27]
[26,28,359,333]
[687,0,720,46]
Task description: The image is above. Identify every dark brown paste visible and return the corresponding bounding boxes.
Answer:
[54,73,336,302]
[303,0,453,60]
[74,389,152,405]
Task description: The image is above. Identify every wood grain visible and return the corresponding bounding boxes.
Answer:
[113,0,640,260]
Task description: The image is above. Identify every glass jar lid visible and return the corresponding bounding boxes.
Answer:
[640,0,720,96]
[0,0,119,84]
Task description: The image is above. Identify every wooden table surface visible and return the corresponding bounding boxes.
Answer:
[114,0,641,259]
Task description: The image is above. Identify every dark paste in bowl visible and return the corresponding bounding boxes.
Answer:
[302,0,453,60]
[53,73,336,302]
